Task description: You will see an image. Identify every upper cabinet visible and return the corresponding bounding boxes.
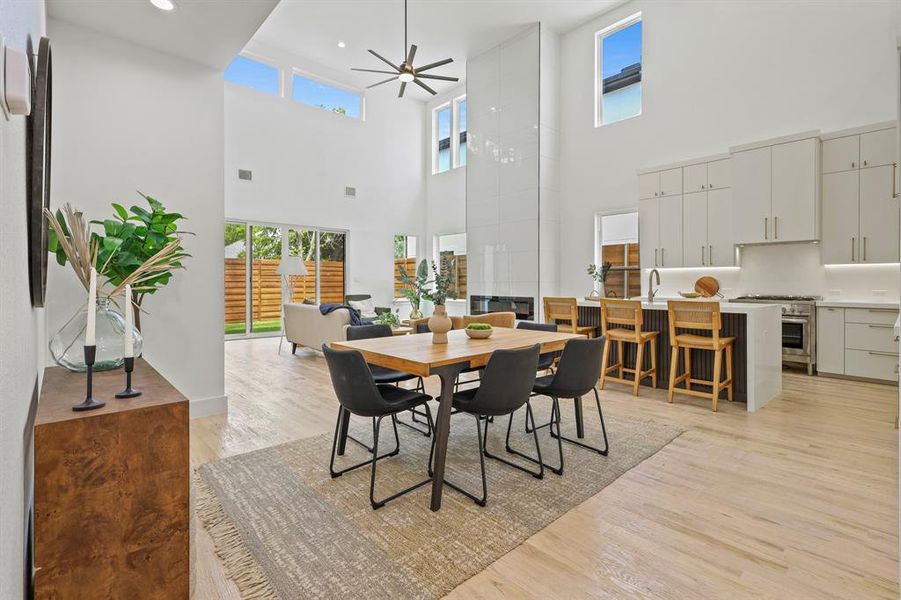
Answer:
[731,134,820,245]
[821,123,899,264]
[639,168,682,199]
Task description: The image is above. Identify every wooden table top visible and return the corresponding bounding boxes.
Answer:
[37,358,187,426]
[332,327,583,377]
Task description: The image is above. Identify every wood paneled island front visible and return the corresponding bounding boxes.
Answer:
[577,299,783,411]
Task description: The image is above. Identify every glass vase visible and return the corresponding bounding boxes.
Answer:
[49,297,143,372]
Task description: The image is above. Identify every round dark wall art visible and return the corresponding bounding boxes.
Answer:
[27,37,51,308]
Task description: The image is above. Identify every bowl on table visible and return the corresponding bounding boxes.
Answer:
[465,324,493,339]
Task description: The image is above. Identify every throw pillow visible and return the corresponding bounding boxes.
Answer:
[348,298,378,319]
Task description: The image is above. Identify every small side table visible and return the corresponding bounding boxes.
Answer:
[391,326,413,336]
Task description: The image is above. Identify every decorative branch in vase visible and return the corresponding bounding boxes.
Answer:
[45,194,190,371]
[586,262,612,300]
[423,260,452,344]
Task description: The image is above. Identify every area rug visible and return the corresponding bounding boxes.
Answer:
[195,396,685,599]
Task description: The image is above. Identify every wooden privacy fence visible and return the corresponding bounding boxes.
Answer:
[224,258,345,324]
[393,257,416,298]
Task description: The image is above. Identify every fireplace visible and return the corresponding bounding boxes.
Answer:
[469,295,535,321]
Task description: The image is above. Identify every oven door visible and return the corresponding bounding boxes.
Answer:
[782,317,810,358]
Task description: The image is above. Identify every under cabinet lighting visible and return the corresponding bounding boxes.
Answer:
[824,263,900,268]
[150,0,175,10]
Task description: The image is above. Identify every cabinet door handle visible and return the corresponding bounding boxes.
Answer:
[863,237,867,261]
[851,161,856,168]
[863,160,868,167]
[868,350,900,357]
[764,217,768,240]
[661,248,665,267]
[709,183,714,189]
[701,184,706,190]
[701,245,705,265]
[774,216,778,239]
[851,237,856,262]
[655,248,658,267]
[654,192,658,196]
[868,324,894,329]
[709,245,713,265]
[893,163,898,198]
[868,308,898,313]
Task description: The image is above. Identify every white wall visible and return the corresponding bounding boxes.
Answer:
[47,20,226,415]
[225,42,426,309]
[0,3,47,597]
[559,0,900,299]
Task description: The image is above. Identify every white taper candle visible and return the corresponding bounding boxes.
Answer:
[124,284,134,358]
[86,268,97,346]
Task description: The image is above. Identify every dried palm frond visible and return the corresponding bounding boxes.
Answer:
[44,205,99,291]
[108,238,186,298]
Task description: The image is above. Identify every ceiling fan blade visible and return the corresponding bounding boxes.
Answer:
[352,68,399,74]
[368,49,401,71]
[413,78,437,95]
[406,44,417,66]
[367,76,399,89]
[415,57,453,73]
[398,82,407,98]
[416,74,459,82]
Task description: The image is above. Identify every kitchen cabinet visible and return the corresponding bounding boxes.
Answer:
[640,196,683,268]
[683,163,707,194]
[816,307,845,374]
[817,304,899,383]
[707,158,731,190]
[682,189,734,267]
[732,146,771,244]
[820,124,898,264]
[732,136,819,244]
[639,168,682,199]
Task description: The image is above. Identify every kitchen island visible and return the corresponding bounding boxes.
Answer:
[577,299,782,412]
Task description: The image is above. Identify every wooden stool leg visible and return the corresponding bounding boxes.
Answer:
[650,337,658,388]
[684,347,692,391]
[726,343,734,401]
[633,341,644,397]
[667,346,678,403]
[617,341,624,378]
[711,348,722,412]
[599,338,611,390]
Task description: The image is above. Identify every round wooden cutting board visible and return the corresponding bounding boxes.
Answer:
[694,276,720,298]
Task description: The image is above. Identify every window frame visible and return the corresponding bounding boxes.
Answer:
[432,94,467,174]
[289,67,366,121]
[224,52,284,97]
[594,11,643,128]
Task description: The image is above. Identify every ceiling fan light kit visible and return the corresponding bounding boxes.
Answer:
[351,0,459,98]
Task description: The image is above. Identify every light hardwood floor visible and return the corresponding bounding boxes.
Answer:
[192,337,899,599]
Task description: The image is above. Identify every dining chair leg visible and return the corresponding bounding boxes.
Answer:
[711,348,722,413]
[368,415,433,510]
[549,390,609,456]
[547,397,565,475]
[432,413,488,506]
[599,337,611,390]
[633,340,645,397]
[667,346,679,403]
[330,409,400,479]
[488,404,544,478]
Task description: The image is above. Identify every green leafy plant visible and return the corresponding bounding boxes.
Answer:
[373,311,401,328]
[587,262,613,284]
[423,260,451,306]
[47,193,191,329]
[398,258,431,312]
[466,322,492,331]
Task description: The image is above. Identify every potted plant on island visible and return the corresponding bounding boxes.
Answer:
[423,260,453,344]
[586,262,612,300]
[397,258,430,320]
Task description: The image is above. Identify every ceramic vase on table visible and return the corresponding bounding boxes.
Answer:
[49,297,143,372]
[428,304,453,344]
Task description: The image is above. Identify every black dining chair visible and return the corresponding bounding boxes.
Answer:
[322,344,434,509]
[346,324,432,437]
[516,321,560,373]
[527,336,608,476]
[428,344,541,506]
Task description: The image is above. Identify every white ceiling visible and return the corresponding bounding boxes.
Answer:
[47,0,280,69]
[252,0,624,95]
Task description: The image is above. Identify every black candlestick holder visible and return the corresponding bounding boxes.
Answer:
[72,345,105,412]
[115,356,142,399]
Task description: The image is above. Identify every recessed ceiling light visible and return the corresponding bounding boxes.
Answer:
[150,0,175,11]
[337,41,346,48]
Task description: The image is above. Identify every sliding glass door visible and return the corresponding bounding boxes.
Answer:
[224,221,347,338]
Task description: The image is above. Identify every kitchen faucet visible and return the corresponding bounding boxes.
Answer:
[648,268,661,303]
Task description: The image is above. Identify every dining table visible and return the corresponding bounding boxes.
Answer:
[331,326,583,511]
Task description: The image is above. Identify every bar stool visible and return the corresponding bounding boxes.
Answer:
[598,299,658,396]
[666,301,734,412]
[543,297,596,338]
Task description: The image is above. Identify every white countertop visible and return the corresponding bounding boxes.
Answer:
[816,299,900,309]
[577,298,780,314]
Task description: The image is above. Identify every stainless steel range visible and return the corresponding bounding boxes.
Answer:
[730,295,822,375]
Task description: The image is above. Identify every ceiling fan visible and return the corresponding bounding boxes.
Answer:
[351,0,459,98]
